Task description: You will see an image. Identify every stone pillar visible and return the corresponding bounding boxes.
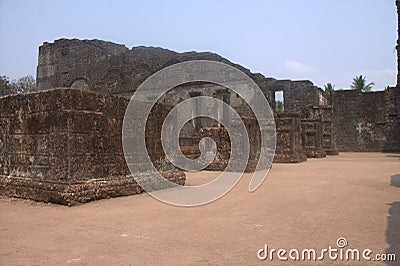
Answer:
[397,1,400,86]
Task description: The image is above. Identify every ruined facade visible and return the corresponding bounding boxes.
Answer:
[34,37,400,157]
[302,105,338,155]
[397,0,400,86]
[2,1,400,204]
[267,79,327,113]
[36,39,272,100]
[329,0,400,152]
[332,88,400,152]
[35,38,338,163]
[0,88,185,205]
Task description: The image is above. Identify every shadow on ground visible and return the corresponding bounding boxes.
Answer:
[385,153,400,160]
[385,187,400,266]
[391,174,400,187]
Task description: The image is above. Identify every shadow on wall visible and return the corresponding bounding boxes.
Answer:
[383,88,400,152]
[391,174,400,187]
[383,122,400,152]
[385,196,400,265]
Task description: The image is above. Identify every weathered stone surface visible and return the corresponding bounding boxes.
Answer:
[274,113,307,163]
[397,0,400,86]
[197,116,274,172]
[268,80,327,113]
[36,39,273,100]
[198,127,230,171]
[300,118,326,158]
[302,105,338,155]
[0,88,186,205]
[8,32,400,205]
[33,38,340,165]
[0,171,185,206]
[332,88,400,152]
[196,114,307,168]
[35,38,329,115]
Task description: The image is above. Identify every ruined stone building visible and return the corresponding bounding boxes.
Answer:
[0,38,336,204]
[1,2,399,205]
[35,38,337,161]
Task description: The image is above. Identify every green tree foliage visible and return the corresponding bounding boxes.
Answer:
[0,75,14,96]
[323,83,335,103]
[275,100,284,113]
[350,75,374,92]
[0,75,36,96]
[14,75,36,94]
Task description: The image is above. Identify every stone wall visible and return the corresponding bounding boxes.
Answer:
[37,39,129,92]
[0,88,185,205]
[35,38,337,158]
[36,39,273,102]
[275,113,307,163]
[36,39,282,147]
[300,118,326,158]
[268,79,327,113]
[332,88,400,152]
[199,113,308,167]
[198,117,268,172]
[198,127,231,171]
[197,113,307,169]
[36,38,328,114]
[397,0,400,86]
[302,105,338,155]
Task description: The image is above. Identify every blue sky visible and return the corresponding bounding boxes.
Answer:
[0,0,397,90]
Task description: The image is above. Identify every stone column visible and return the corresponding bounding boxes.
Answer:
[397,1,400,86]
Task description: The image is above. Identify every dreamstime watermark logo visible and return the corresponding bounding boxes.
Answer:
[122,60,276,206]
[257,237,397,262]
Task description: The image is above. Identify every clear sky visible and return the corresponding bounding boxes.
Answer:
[0,0,397,91]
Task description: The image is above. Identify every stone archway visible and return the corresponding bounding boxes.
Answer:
[71,78,90,91]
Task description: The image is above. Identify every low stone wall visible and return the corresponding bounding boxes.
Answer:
[197,115,278,172]
[275,113,307,163]
[302,105,338,155]
[0,88,185,205]
[199,127,230,171]
[300,118,326,158]
[1,172,185,206]
[198,126,261,172]
[332,88,400,152]
[196,114,307,170]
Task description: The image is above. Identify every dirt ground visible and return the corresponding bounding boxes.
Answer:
[0,152,399,265]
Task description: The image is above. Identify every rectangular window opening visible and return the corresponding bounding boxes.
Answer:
[275,91,284,113]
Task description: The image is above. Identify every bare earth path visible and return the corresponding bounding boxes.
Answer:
[0,153,399,265]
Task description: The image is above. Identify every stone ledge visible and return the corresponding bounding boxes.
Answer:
[0,171,185,206]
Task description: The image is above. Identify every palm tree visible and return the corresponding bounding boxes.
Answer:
[323,83,335,103]
[350,75,374,92]
[275,100,284,113]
